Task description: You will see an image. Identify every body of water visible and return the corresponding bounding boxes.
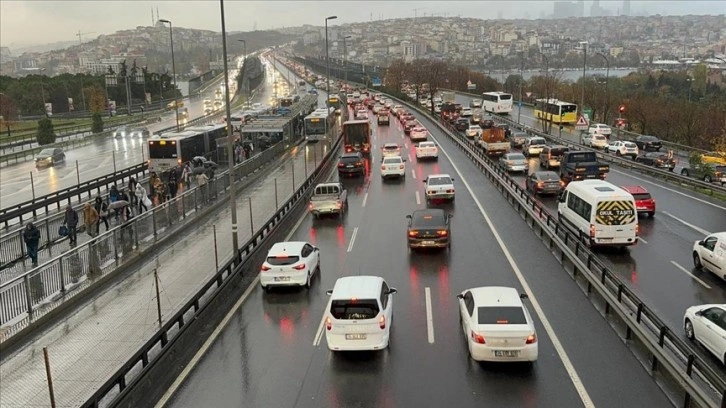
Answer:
[484,68,638,82]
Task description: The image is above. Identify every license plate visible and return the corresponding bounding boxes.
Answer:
[345,333,367,340]
[422,240,435,245]
[494,350,519,357]
[273,276,291,282]
[346,164,353,168]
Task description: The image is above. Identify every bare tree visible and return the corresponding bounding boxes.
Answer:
[423,59,448,116]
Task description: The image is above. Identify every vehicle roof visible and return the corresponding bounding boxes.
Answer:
[565,180,634,200]
[504,152,526,158]
[427,173,452,179]
[330,276,384,300]
[533,171,560,180]
[619,185,649,194]
[267,241,307,256]
[412,208,446,218]
[418,141,436,146]
[467,286,523,307]
[383,143,400,148]
[340,152,362,158]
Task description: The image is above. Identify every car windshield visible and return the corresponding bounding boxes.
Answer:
[641,136,658,142]
[427,177,452,186]
[477,306,527,325]
[506,154,526,160]
[594,135,607,140]
[419,143,435,148]
[536,172,560,181]
[330,299,379,320]
[530,138,545,145]
[632,193,651,201]
[383,157,401,164]
[383,145,399,150]
[624,142,637,148]
[38,149,55,155]
[412,212,446,227]
[266,255,300,266]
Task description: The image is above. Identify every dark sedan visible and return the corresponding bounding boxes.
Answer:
[406,209,452,250]
[634,135,662,152]
[35,148,65,168]
[634,151,675,171]
[337,152,365,177]
[454,118,470,131]
[525,171,564,196]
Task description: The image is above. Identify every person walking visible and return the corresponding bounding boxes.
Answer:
[149,172,158,199]
[181,163,192,191]
[109,185,120,203]
[196,171,209,203]
[94,196,110,234]
[83,203,99,237]
[168,168,179,199]
[23,222,41,267]
[135,183,148,213]
[63,204,79,245]
[128,177,138,206]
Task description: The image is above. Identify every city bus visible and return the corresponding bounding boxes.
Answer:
[481,92,513,114]
[327,95,342,115]
[148,123,225,173]
[534,99,578,124]
[304,108,335,142]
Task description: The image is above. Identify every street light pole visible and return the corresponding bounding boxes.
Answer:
[579,41,588,116]
[238,39,247,108]
[538,52,549,132]
[343,35,351,85]
[518,52,524,124]
[219,0,239,254]
[596,52,609,123]
[159,19,179,131]
[324,15,337,100]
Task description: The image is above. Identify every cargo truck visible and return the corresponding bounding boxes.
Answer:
[559,151,610,182]
[342,120,372,156]
[477,124,510,156]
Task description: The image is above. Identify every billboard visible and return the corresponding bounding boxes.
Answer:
[371,77,382,88]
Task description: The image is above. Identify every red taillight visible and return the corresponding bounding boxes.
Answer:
[526,333,537,344]
[635,223,639,236]
[537,181,544,188]
[356,161,362,166]
[336,200,342,209]
[338,162,345,167]
[381,165,386,171]
[589,224,596,238]
[379,315,386,329]
[408,230,418,237]
[325,317,332,331]
[437,230,448,236]
[471,330,485,344]
[399,165,404,170]
[292,264,306,270]
[447,189,455,194]
[261,265,271,271]
[308,202,313,210]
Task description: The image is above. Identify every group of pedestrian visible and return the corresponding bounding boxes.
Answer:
[233,141,253,164]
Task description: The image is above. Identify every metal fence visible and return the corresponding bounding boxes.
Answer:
[397,94,726,408]
[0,141,286,337]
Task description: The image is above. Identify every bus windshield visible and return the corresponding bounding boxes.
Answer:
[305,117,327,135]
[149,141,177,159]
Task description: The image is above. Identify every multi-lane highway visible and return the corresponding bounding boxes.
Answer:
[159,78,671,407]
[0,63,264,210]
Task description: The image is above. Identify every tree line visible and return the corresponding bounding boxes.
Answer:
[383,58,726,151]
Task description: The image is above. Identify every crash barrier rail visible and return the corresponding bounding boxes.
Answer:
[81,118,343,408]
[0,141,286,340]
[448,88,710,159]
[396,94,726,408]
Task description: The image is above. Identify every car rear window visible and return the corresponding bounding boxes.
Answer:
[383,145,399,150]
[632,193,652,201]
[266,255,300,266]
[549,148,567,156]
[330,299,379,320]
[427,177,452,186]
[383,157,401,164]
[477,306,527,325]
[412,212,446,227]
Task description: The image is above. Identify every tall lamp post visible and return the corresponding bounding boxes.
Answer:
[159,19,179,131]
[596,52,609,123]
[538,52,549,133]
[579,41,588,116]
[238,39,247,108]
[324,15,337,99]
[517,52,524,124]
[686,77,693,102]
[342,35,351,85]
[219,0,239,254]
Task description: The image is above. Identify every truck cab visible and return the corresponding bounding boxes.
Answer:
[559,151,610,182]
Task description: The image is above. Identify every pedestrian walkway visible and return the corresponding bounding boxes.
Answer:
[0,140,330,407]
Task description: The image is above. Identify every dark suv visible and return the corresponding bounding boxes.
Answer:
[634,135,662,152]
[337,152,365,177]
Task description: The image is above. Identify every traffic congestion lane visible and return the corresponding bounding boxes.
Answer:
[164,103,668,408]
[0,71,277,209]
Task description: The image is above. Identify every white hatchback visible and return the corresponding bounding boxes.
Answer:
[415,141,439,160]
[381,143,401,159]
[325,276,398,351]
[410,126,429,142]
[381,156,406,179]
[424,174,455,202]
[260,241,320,290]
[684,304,726,365]
[457,286,538,362]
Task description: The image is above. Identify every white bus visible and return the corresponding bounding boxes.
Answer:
[557,180,639,248]
[148,124,225,173]
[305,108,335,142]
[481,92,513,114]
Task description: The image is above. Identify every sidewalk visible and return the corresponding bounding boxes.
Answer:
[0,140,329,407]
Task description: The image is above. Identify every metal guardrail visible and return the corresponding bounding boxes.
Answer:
[396,93,726,408]
[81,119,342,408]
[0,141,286,339]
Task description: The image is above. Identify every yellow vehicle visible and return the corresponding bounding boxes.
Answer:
[701,151,726,166]
[167,100,184,109]
[534,99,578,124]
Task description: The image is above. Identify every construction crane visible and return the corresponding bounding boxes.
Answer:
[413,7,426,18]
[76,30,96,45]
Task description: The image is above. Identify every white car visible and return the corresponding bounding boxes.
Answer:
[260,241,320,290]
[607,141,639,158]
[410,126,429,142]
[424,174,455,202]
[465,125,482,138]
[588,123,612,137]
[692,232,726,281]
[381,143,402,159]
[582,134,608,149]
[415,141,439,160]
[325,276,397,351]
[470,99,482,108]
[684,304,726,365]
[523,137,547,157]
[434,104,442,114]
[355,109,368,120]
[460,107,473,117]
[381,156,406,179]
[457,286,538,362]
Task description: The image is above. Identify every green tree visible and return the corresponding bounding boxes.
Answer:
[91,112,104,133]
[36,118,55,145]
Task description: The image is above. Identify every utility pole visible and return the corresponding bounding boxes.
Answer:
[220,0,239,254]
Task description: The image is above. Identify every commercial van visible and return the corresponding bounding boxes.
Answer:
[557,180,638,248]
[692,232,726,281]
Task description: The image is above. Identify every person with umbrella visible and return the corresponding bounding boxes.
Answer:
[63,204,79,245]
[23,222,41,267]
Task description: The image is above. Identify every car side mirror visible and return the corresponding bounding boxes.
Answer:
[406,215,412,219]
[450,178,454,181]
[448,214,453,219]
[388,288,398,295]
[456,293,464,299]
[314,247,320,252]
[402,159,407,162]
[326,290,333,296]
[698,240,705,246]
[423,178,428,182]
[520,293,529,300]
[695,310,702,316]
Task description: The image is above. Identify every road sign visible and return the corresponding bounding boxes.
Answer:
[575,115,589,131]
[525,92,532,98]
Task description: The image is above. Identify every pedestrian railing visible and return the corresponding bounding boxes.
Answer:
[0,141,286,339]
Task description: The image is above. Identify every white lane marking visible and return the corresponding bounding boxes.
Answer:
[411,169,417,179]
[404,142,409,148]
[408,153,412,162]
[362,192,368,208]
[671,260,711,289]
[425,287,435,344]
[415,191,421,205]
[661,211,711,236]
[155,209,309,407]
[347,227,359,253]
[610,168,726,211]
[432,134,596,408]
[638,236,648,244]
[401,133,404,139]
[313,314,327,346]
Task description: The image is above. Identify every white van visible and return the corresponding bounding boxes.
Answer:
[557,180,639,247]
[692,232,726,281]
[324,276,397,351]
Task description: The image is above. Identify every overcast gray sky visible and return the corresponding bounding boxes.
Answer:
[1,1,724,49]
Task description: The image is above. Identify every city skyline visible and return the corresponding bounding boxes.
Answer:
[1,1,724,50]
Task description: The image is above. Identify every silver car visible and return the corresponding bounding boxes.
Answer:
[35,148,65,168]
[499,152,529,173]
